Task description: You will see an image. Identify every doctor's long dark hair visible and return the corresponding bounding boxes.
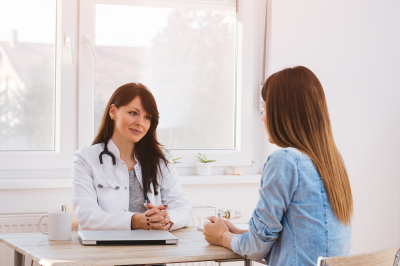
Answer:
[93,83,169,195]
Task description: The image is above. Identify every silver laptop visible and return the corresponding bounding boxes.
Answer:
[78,230,178,245]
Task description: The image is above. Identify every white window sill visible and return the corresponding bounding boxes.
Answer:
[0,174,261,190]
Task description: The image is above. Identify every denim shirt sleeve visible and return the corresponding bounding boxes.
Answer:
[231,150,299,261]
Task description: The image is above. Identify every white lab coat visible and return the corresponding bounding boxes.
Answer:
[70,139,192,231]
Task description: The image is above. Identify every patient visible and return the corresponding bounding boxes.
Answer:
[203,66,352,265]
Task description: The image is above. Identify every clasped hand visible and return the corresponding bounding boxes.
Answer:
[131,203,172,230]
[203,216,246,248]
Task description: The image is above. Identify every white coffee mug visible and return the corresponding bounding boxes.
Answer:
[39,211,72,241]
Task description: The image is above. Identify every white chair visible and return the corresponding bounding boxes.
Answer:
[317,246,400,266]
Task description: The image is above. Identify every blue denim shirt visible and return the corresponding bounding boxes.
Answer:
[231,148,351,266]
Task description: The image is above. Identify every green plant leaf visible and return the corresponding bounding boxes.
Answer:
[172,156,183,164]
[196,153,217,163]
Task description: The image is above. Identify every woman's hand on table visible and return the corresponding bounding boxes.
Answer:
[203,216,233,249]
[222,219,248,234]
[130,203,173,230]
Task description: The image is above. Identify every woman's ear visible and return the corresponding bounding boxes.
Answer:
[109,104,116,120]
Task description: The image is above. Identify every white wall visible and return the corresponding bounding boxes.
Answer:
[261,0,400,254]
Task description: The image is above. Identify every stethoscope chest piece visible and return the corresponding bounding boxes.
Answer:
[97,184,119,190]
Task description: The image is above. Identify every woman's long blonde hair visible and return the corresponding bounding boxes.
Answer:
[262,66,353,225]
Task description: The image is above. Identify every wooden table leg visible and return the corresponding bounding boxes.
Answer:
[14,250,25,266]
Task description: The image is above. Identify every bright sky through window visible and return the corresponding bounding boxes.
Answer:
[96,5,171,47]
[0,0,56,150]
[94,4,236,150]
[0,1,55,43]
[0,2,171,46]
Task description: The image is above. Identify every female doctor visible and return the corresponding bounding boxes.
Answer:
[71,83,192,231]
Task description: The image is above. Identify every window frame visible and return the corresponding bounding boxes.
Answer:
[78,0,264,173]
[0,0,78,178]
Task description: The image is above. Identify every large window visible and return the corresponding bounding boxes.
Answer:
[0,0,56,150]
[79,0,261,169]
[0,0,263,176]
[0,0,77,174]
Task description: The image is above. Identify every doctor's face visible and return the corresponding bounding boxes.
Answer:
[110,96,152,143]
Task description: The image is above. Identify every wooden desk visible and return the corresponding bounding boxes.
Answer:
[0,227,250,266]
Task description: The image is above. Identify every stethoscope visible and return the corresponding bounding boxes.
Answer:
[98,142,150,209]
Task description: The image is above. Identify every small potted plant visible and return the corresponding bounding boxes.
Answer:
[196,153,216,176]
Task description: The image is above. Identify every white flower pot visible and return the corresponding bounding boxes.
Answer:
[196,163,213,176]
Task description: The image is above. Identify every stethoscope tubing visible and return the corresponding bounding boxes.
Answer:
[101,163,117,189]
[97,141,150,209]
